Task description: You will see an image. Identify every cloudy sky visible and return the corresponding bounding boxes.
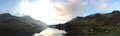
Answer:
[0,0,120,25]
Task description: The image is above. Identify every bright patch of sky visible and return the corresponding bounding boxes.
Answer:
[0,0,120,16]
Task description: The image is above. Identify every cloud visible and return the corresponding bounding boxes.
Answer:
[68,0,80,3]
[50,0,89,23]
[108,1,120,11]
[90,0,109,12]
[19,0,81,25]
[18,0,113,25]
[53,0,111,15]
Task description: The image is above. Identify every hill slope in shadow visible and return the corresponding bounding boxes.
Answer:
[0,13,47,36]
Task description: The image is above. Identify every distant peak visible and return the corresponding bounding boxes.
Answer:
[112,10,120,13]
[1,13,11,15]
[0,13,12,17]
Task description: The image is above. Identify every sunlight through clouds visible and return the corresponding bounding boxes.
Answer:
[19,0,76,25]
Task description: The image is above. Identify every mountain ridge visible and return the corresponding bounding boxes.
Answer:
[0,13,47,36]
[51,10,120,36]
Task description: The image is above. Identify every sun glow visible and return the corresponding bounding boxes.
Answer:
[19,0,75,25]
[19,0,58,24]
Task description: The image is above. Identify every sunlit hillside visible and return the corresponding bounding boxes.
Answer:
[52,10,120,36]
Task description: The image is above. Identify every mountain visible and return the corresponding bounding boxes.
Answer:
[0,13,47,36]
[51,10,120,36]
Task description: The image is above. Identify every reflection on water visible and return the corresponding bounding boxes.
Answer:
[33,28,66,36]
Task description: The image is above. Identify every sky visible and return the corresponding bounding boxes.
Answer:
[0,0,120,14]
[0,0,19,11]
[0,0,120,25]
